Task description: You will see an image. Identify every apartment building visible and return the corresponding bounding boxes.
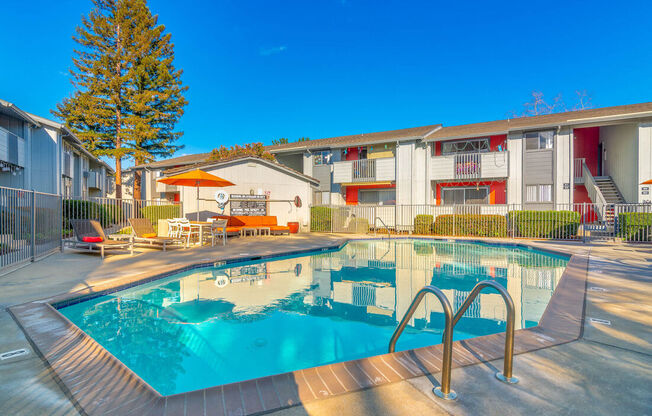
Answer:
[268,102,652,208]
[0,98,114,197]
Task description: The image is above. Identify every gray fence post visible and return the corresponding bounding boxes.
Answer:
[30,190,36,262]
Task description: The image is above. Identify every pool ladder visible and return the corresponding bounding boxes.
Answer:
[374,217,391,239]
[388,280,518,401]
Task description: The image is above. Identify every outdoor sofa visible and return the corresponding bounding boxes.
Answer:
[212,215,290,235]
[68,219,133,259]
[128,218,186,250]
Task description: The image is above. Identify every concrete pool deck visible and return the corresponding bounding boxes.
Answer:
[0,235,650,415]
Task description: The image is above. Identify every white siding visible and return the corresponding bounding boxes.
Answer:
[638,123,652,203]
[395,141,414,205]
[302,152,313,177]
[601,123,638,202]
[507,132,523,204]
[430,155,454,180]
[412,144,427,204]
[332,161,353,183]
[480,152,508,178]
[180,159,314,228]
[555,128,572,205]
[375,157,395,181]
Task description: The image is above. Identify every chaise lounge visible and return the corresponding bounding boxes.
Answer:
[129,218,186,250]
[68,219,133,259]
[212,215,291,236]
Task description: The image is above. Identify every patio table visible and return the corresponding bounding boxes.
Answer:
[189,221,213,245]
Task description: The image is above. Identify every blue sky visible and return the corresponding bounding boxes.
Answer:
[2,0,651,166]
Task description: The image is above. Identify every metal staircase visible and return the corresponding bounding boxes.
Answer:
[594,177,625,225]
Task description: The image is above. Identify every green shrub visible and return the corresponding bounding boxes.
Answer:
[508,210,580,239]
[414,215,434,234]
[63,199,112,229]
[139,204,181,225]
[618,212,652,241]
[433,214,508,237]
[310,206,332,232]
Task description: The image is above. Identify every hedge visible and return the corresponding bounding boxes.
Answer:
[618,212,652,241]
[310,206,332,232]
[414,215,434,234]
[140,204,181,225]
[509,210,580,239]
[63,199,113,229]
[433,214,508,237]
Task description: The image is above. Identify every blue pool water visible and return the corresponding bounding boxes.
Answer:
[58,239,569,395]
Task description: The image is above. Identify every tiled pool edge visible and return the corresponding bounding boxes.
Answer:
[8,243,588,416]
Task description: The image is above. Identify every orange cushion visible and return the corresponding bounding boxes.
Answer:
[269,226,290,231]
[143,233,157,238]
[225,227,241,233]
[261,216,278,226]
[82,236,103,243]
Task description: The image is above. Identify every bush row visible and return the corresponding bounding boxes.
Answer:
[618,212,652,241]
[310,206,332,232]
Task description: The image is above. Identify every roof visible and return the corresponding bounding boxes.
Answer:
[0,98,114,174]
[0,98,41,127]
[130,152,212,170]
[163,155,320,186]
[266,124,442,153]
[425,101,652,141]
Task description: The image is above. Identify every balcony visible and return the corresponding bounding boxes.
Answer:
[156,181,178,193]
[431,151,508,181]
[332,157,395,184]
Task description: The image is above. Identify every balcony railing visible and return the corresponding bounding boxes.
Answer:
[333,157,395,183]
[352,159,376,182]
[431,151,508,181]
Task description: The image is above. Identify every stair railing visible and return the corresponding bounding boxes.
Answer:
[582,161,607,220]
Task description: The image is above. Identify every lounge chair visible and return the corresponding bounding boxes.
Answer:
[208,218,228,246]
[68,219,132,259]
[128,218,185,251]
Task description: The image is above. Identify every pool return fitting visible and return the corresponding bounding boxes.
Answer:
[388,280,518,401]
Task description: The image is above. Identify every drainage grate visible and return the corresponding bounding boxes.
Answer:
[588,317,611,326]
[0,348,29,361]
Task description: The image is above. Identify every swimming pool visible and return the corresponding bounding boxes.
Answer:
[58,239,569,395]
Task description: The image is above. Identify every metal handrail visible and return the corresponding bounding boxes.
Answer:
[388,286,457,400]
[374,216,391,239]
[450,280,519,384]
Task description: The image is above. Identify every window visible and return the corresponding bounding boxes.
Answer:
[525,131,554,150]
[526,184,553,202]
[313,151,332,166]
[439,138,489,156]
[358,189,396,205]
[441,187,489,205]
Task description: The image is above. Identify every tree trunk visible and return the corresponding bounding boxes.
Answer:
[115,22,123,199]
[133,160,142,200]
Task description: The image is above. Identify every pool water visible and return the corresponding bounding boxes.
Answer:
[58,239,569,395]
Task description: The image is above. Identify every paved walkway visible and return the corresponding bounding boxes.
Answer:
[0,236,650,415]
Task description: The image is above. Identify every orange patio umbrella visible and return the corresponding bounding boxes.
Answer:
[641,179,652,185]
[158,169,235,220]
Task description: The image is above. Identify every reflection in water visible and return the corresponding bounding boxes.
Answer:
[59,240,568,395]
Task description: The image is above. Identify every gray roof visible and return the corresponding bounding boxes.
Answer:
[130,152,212,171]
[266,124,442,153]
[163,155,320,186]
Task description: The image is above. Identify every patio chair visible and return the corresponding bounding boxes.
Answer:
[68,219,132,259]
[176,218,201,246]
[209,219,228,246]
[129,218,185,251]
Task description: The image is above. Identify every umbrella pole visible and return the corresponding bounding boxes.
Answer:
[196,184,200,221]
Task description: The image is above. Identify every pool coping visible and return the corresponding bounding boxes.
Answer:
[8,238,588,416]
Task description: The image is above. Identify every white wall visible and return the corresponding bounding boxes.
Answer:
[411,143,428,205]
[554,128,573,205]
[507,132,523,204]
[395,141,413,205]
[180,159,315,229]
[638,123,652,203]
[600,123,638,203]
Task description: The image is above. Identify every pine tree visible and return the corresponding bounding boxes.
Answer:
[54,0,187,199]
